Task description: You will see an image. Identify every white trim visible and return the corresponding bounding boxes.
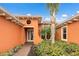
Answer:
[27,29,34,42]
[24,26,34,28]
[61,26,68,41]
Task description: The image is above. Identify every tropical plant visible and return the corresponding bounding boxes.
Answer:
[32,40,79,56]
[46,3,59,43]
[41,27,51,40]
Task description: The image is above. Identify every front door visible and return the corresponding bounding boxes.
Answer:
[27,29,33,42]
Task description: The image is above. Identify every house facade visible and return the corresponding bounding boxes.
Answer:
[1,7,79,52]
[56,14,79,44]
[0,8,42,52]
[16,16,42,44]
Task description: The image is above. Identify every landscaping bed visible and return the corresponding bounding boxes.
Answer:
[0,45,23,56]
[30,40,79,56]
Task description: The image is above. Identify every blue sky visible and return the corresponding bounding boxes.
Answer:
[0,3,79,23]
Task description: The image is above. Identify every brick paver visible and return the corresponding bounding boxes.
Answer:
[13,43,32,56]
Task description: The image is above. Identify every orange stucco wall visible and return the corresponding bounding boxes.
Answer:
[20,18,41,45]
[68,21,79,44]
[56,21,79,45]
[55,28,61,40]
[0,16,25,52]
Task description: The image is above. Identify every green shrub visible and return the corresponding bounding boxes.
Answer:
[33,40,51,56]
[0,44,23,56]
[13,45,22,52]
[41,27,51,39]
[33,40,79,56]
[64,43,79,56]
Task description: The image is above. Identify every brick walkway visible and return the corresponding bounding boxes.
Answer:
[13,43,32,56]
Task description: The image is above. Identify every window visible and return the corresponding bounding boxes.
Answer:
[63,27,66,39]
[61,26,67,41]
[27,19,31,24]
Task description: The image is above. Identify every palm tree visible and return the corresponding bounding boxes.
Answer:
[47,3,59,43]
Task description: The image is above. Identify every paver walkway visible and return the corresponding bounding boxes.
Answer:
[13,43,32,56]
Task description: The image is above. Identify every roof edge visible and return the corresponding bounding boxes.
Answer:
[0,7,24,26]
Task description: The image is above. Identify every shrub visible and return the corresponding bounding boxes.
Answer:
[32,40,51,56]
[0,44,23,56]
[32,40,79,56]
[13,45,23,52]
[64,43,79,56]
[41,27,51,40]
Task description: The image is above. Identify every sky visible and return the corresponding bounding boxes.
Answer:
[0,3,79,23]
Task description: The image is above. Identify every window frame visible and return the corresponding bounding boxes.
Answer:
[61,26,68,41]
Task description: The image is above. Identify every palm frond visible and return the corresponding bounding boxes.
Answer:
[47,3,59,16]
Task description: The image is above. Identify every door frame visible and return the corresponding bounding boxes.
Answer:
[27,28,34,42]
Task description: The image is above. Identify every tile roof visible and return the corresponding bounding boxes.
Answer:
[56,14,79,28]
[0,7,24,26]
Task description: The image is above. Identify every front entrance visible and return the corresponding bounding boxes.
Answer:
[27,28,34,42]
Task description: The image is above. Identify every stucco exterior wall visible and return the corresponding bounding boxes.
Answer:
[55,28,61,40]
[56,21,79,45]
[20,18,41,45]
[0,16,25,52]
[68,21,79,44]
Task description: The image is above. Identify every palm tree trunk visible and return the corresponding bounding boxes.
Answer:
[50,12,56,43]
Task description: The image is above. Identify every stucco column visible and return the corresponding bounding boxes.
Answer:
[33,24,41,44]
